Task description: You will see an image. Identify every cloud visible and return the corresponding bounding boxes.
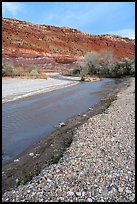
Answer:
[2,2,23,16]
[107,29,135,39]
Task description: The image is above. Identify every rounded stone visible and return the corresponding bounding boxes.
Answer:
[118,187,124,193]
[87,197,93,202]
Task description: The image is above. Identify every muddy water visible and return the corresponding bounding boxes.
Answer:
[2,78,119,163]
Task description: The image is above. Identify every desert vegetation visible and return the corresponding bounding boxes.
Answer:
[65,50,135,81]
[2,49,135,80]
[2,61,47,79]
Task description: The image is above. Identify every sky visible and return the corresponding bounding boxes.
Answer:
[2,2,135,39]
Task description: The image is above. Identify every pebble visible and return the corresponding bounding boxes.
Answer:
[125,189,132,194]
[76,192,81,197]
[29,152,34,157]
[118,187,124,193]
[47,179,52,183]
[59,122,65,127]
[68,191,75,196]
[5,198,10,202]
[87,197,93,202]
[129,193,135,201]
[14,159,20,162]
[2,78,135,202]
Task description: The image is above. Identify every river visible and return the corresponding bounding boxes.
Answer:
[2,78,119,163]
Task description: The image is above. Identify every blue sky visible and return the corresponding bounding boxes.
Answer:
[2,2,135,39]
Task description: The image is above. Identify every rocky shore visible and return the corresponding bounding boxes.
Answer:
[2,78,135,202]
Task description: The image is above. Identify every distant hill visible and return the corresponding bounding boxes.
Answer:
[2,17,135,72]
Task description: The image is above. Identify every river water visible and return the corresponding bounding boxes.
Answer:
[2,78,119,163]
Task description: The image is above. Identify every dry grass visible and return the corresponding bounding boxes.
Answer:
[2,62,47,79]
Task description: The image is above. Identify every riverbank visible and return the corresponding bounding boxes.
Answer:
[2,77,135,201]
[2,74,80,103]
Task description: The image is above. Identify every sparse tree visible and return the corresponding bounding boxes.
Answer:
[78,49,134,80]
[98,49,114,66]
[79,51,100,80]
[79,61,88,81]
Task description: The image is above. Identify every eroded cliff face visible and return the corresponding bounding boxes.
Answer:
[2,17,135,72]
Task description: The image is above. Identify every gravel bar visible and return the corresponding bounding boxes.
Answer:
[2,78,135,202]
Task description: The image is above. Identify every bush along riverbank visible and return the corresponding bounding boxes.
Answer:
[64,51,135,82]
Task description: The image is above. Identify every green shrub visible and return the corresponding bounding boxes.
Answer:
[63,68,80,76]
[108,59,135,78]
[78,50,134,79]
[130,61,135,76]
[30,69,38,75]
[27,65,38,73]
[78,50,113,80]
[2,62,47,78]
[2,62,15,77]
[69,68,80,76]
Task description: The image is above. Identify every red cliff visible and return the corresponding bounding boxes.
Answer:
[2,17,135,72]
